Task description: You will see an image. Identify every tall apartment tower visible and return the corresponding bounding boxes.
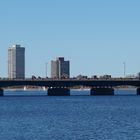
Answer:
[51,57,70,79]
[8,44,25,79]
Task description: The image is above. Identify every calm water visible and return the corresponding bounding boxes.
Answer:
[0,90,140,140]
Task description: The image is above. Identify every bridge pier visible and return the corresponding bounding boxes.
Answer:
[137,88,140,95]
[0,88,4,96]
[48,88,70,96]
[90,88,114,96]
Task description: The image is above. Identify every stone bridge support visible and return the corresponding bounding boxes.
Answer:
[48,88,70,96]
[90,88,114,96]
[0,88,4,96]
[137,88,140,95]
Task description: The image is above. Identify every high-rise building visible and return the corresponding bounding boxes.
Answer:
[51,57,70,79]
[8,44,25,79]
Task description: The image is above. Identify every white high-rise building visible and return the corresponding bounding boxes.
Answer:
[8,44,25,79]
[51,57,70,79]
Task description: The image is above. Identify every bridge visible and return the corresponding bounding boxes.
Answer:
[0,78,140,96]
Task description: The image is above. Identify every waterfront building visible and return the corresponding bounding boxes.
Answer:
[51,57,70,79]
[8,44,25,79]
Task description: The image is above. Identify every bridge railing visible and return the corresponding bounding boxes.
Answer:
[0,78,140,81]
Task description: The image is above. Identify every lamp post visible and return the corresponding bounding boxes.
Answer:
[45,62,48,78]
[123,62,126,78]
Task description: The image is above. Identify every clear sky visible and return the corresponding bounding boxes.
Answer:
[0,0,140,78]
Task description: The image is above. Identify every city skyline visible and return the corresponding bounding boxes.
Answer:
[3,44,140,79]
[0,1,140,77]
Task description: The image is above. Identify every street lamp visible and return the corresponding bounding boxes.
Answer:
[123,62,126,78]
[45,62,48,78]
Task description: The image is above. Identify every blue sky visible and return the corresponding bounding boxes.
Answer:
[0,0,140,77]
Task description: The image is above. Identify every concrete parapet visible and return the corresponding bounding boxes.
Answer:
[48,88,70,96]
[0,88,4,96]
[91,88,114,96]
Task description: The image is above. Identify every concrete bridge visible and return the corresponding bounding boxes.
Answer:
[0,78,140,96]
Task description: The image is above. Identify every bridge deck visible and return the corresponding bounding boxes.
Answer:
[0,79,140,88]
